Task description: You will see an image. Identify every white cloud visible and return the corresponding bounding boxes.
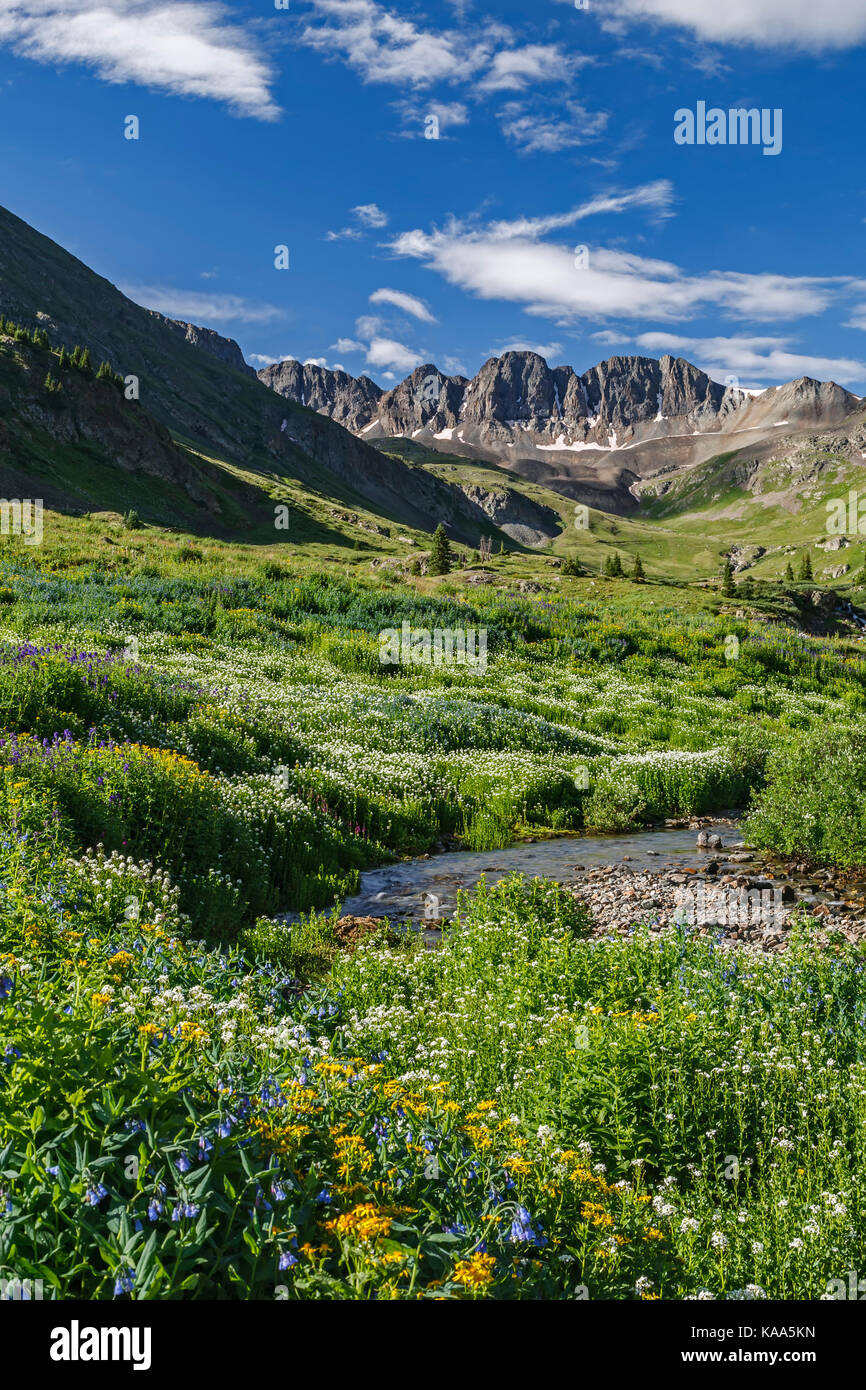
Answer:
[592,0,866,50]
[325,226,362,242]
[393,97,470,138]
[330,336,366,353]
[634,332,866,384]
[299,0,493,87]
[484,182,675,240]
[300,3,604,152]
[353,202,388,228]
[327,202,388,240]
[249,352,293,367]
[365,336,425,372]
[478,43,579,92]
[355,314,383,339]
[499,101,608,154]
[0,0,279,119]
[121,284,283,324]
[492,339,564,360]
[442,354,468,375]
[388,207,839,326]
[369,288,437,322]
[844,306,866,331]
[304,357,329,367]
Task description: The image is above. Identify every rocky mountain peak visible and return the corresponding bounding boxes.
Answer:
[259,358,383,433]
[160,318,256,377]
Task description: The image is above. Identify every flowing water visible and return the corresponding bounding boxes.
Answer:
[333,824,738,926]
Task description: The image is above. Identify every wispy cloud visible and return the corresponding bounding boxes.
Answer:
[326,201,388,241]
[634,331,866,385]
[477,43,583,93]
[121,284,283,325]
[250,352,293,367]
[299,0,493,87]
[369,287,437,322]
[491,339,564,360]
[498,101,608,154]
[483,182,676,240]
[392,97,469,139]
[330,336,366,353]
[388,191,843,327]
[299,2,604,152]
[353,202,388,228]
[0,0,279,119]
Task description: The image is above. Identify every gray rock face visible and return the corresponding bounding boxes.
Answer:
[458,482,560,546]
[374,365,468,436]
[160,317,256,377]
[259,359,382,432]
[258,350,857,462]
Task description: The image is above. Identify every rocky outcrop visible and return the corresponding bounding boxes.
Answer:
[161,318,256,377]
[458,482,560,546]
[259,359,383,432]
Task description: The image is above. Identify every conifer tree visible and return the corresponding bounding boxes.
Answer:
[428,523,453,576]
[632,554,645,582]
[798,552,813,582]
[722,558,735,595]
[785,561,794,582]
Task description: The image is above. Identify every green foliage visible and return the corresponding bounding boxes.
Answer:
[428,522,453,576]
[1,551,866,1299]
[746,726,866,867]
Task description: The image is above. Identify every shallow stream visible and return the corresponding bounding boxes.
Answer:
[336,825,736,925]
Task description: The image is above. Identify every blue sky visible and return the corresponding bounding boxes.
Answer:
[2,0,866,390]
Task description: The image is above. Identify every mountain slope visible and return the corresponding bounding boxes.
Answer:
[0,204,530,546]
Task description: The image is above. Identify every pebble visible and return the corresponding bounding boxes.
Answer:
[565,864,866,954]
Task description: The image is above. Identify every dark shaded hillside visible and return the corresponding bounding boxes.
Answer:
[0,204,515,544]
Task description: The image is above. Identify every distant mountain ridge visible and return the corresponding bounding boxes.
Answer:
[259,351,860,512]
